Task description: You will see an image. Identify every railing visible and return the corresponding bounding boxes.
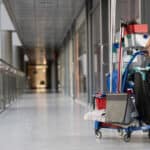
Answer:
[0,59,25,111]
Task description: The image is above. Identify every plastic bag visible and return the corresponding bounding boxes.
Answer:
[84,109,106,122]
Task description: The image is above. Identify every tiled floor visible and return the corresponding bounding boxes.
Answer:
[0,93,149,150]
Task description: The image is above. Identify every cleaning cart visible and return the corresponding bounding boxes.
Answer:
[85,22,150,142]
[94,51,150,142]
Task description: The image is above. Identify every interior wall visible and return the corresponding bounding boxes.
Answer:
[64,42,70,95]
[116,0,140,31]
[28,65,47,89]
[48,60,58,92]
[141,0,150,31]
[0,1,21,66]
[74,7,88,101]
[12,46,21,69]
[87,0,109,102]
[59,0,109,103]
[58,50,65,93]
[101,0,109,92]
[1,30,12,64]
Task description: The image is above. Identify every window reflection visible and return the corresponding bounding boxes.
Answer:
[74,22,88,101]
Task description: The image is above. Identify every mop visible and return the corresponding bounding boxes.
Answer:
[117,21,125,93]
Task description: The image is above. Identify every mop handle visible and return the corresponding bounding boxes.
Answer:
[117,23,125,93]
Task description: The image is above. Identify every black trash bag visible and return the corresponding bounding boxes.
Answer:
[134,72,150,124]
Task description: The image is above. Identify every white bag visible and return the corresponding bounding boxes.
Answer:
[84,110,106,122]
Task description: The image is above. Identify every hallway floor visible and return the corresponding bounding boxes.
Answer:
[0,94,149,150]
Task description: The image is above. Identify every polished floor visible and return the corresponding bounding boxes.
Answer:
[0,94,149,150]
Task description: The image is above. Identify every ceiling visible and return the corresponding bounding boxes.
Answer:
[3,0,85,49]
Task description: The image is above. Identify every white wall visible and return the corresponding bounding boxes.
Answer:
[0,1,22,65]
[12,32,22,46]
[12,46,21,69]
[1,3,14,30]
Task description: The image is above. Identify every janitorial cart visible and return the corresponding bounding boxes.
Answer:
[84,21,150,142]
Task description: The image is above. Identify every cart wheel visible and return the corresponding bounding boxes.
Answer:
[124,134,131,142]
[95,130,102,139]
[148,130,150,139]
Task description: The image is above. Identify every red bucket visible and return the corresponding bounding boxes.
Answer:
[95,96,106,110]
[124,24,148,35]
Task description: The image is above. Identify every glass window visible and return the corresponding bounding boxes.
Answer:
[91,5,101,92]
[74,22,88,101]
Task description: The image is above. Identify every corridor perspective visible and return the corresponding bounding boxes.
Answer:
[0,93,150,150]
[1,0,150,149]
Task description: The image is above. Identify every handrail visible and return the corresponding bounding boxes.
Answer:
[0,59,25,76]
[0,58,25,112]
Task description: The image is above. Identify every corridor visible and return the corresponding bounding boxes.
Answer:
[0,94,149,150]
